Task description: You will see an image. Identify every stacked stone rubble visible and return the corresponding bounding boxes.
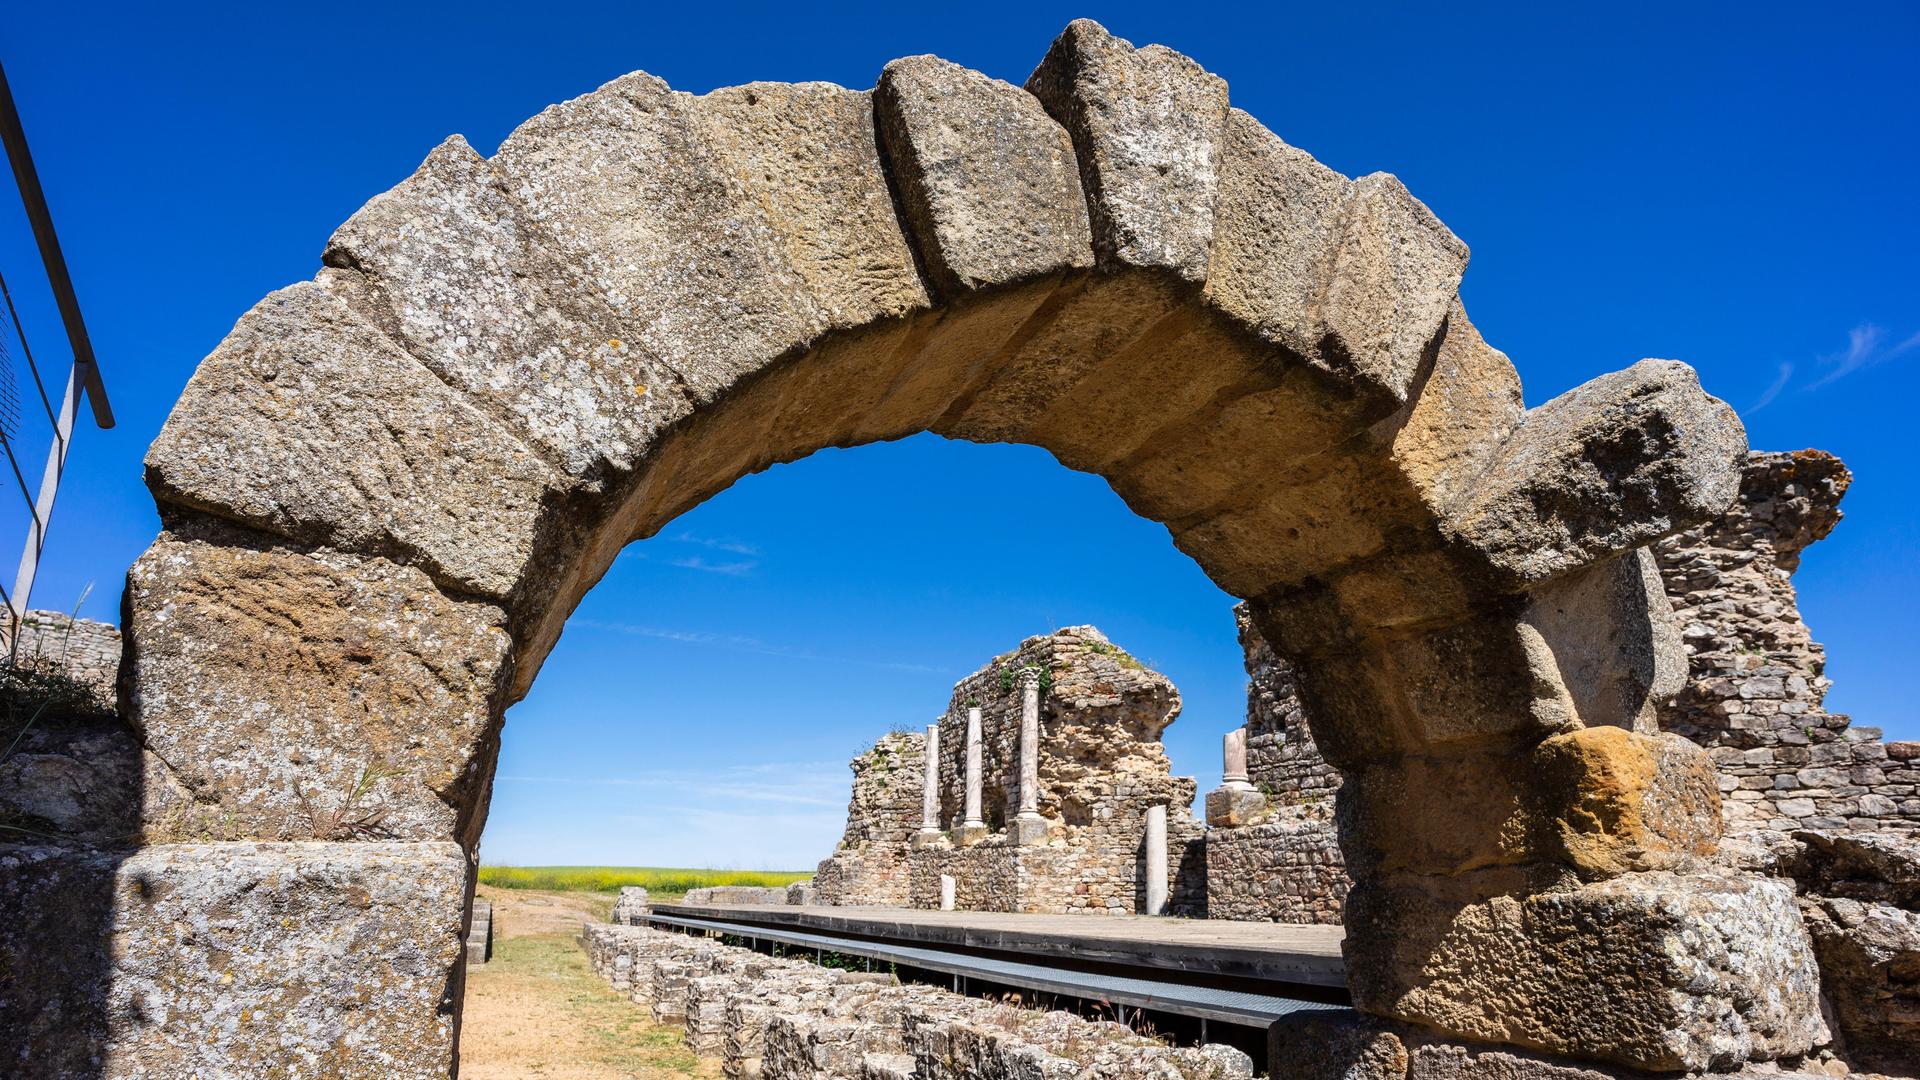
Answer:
[1655,450,1918,835]
[814,731,924,906]
[581,921,1254,1080]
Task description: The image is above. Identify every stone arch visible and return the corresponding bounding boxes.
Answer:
[106,19,1823,1077]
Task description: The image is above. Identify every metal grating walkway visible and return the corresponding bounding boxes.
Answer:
[640,911,1349,1028]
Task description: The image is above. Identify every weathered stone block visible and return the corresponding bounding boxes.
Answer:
[1206,784,1269,828]
[490,71,822,406]
[1346,870,1826,1071]
[1532,726,1723,878]
[876,54,1094,295]
[0,841,466,1079]
[144,282,559,602]
[125,531,510,845]
[1267,1010,1409,1080]
[321,136,690,482]
[1340,728,1720,881]
[1025,18,1227,281]
[1445,360,1746,589]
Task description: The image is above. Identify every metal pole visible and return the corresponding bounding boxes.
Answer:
[7,369,74,635]
[0,61,112,428]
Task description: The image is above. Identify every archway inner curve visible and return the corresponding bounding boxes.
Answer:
[113,18,1821,1078]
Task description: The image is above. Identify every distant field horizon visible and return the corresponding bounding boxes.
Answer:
[478,865,813,895]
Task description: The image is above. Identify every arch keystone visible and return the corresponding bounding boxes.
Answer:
[1026,19,1229,282]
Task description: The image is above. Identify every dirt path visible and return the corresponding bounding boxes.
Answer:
[460,887,720,1079]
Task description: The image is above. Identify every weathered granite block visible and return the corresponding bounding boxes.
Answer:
[1,841,467,1079]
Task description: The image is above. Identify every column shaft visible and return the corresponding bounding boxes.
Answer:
[1143,803,1168,916]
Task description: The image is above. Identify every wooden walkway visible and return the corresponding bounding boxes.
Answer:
[651,903,1347,990]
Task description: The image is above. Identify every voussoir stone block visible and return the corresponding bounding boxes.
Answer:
[144,281,558,602]
[1444,359,1746,588]
[1346,870,1826,1071]
[1523,548,1686,734]
[322,134,692,482]
[1204,108,1467,407]
[1025,18,1228,282]
[695,81,931,331]
[876,54,1094,296]
[491,71,823,406]
[125,530,510,845]
[1388,302,1525,511]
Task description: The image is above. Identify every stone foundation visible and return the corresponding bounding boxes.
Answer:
[582,920,1256,1079]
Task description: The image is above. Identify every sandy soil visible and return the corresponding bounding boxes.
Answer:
[460,887,720,1079]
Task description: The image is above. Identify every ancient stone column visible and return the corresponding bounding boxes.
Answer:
[939,874,956,911]
[1143,803,1168,916]
[1222,727,1253,790]
[1206,725,1268,827]
[918,723,941,839]
[1012,668,1048,845]
[957,706,987,844]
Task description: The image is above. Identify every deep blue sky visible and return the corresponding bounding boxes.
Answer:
[4,3,1914,868]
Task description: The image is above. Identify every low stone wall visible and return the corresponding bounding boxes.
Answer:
[682,886,794,906]
[1204,816,1347,924]
[581,921,1255,1079]
[8,610,121,705]
[1765,830,1920,1075]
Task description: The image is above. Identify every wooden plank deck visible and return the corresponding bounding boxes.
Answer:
[651,903,1347,989]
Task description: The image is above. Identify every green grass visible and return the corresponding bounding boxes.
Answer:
[478,865,812,896]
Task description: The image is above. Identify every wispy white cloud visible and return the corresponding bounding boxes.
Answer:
[1808,323,1920,390]
[671,532,761,556]
[618,533,765,575]
[665,555,758,576]
[570,617,944,674]
[1744,362,1795,416]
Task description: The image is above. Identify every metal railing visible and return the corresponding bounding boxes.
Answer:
[0,58,113,654]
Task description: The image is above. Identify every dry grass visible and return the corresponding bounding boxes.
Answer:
[460,887,719,1079]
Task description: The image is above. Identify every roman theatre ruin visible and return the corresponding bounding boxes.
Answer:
[4,18,1854,1079]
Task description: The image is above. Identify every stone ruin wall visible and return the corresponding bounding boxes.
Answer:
[1655,450,1918,835]
[812,731,924,907]
[925,626,1203,916]
[8,610,121,705]
[820,626,1203,916]
[1202,605,1348,924]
